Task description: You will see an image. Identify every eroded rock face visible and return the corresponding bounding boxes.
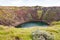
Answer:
[0,6,60,26]
[42,7,60,24]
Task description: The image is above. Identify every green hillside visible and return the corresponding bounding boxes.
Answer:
[0,21,59,40]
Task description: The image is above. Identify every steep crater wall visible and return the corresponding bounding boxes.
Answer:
[0,6,60,27]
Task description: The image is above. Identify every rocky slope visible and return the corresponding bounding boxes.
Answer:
[0,6,60,27]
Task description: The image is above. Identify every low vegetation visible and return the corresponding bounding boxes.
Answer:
[0,21,60,40]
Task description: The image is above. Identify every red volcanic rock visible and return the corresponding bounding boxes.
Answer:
[0,6,60,27]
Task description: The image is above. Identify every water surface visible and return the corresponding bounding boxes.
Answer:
[16,21,48,28]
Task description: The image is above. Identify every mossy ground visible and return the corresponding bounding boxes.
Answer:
[0,21,60,40]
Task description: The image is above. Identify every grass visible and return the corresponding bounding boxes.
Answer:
[0,21,60,40]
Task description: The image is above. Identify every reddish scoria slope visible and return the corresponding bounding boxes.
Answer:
[0,6,60,27]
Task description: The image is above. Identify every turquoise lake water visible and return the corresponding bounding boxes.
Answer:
[16,21,49,28]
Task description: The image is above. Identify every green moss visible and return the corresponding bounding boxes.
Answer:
[37,10,42,19]
[51,21,60,25]
[0,22,60,40]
